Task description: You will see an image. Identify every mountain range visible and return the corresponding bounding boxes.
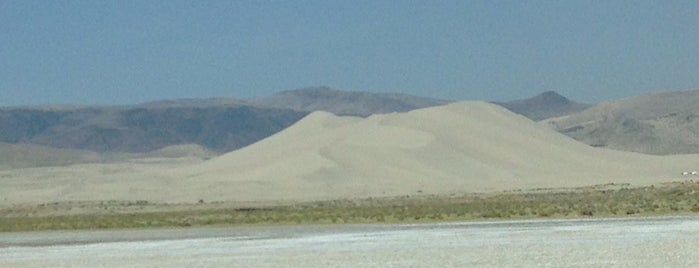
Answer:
[0,105,306,153]
[0,87,446,156]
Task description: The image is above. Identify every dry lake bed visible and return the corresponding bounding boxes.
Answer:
[2,216,699,267]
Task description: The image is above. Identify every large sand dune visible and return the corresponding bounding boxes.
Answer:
[1,102,696,205]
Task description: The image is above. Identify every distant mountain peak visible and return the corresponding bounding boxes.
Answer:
[535,91,570,103]
[494,91,591,121]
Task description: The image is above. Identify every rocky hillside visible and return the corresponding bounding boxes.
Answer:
[544,89,699,155]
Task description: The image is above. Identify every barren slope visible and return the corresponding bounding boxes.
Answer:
[1,102,696,205]
[544,89,699,154]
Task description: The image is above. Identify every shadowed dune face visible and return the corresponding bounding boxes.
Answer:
[1,102,697,205]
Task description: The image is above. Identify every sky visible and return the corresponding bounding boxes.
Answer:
[1,0,699,106]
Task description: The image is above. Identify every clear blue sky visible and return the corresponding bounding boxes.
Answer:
[1,0,698,106]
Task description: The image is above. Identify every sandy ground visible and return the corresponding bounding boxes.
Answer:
[1,216,698,267]
[1,102,697,206]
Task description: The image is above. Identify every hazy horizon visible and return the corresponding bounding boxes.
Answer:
[2,1,699,106]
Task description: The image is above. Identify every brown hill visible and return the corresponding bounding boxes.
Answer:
[544,89,699,155]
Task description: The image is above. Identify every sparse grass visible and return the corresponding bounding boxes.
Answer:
[2,181,699,232]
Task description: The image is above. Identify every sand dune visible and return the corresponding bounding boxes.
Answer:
[178,102,696,202]
[1,102,696,205]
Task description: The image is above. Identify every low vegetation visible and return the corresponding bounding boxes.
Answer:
[2,181,699,232]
